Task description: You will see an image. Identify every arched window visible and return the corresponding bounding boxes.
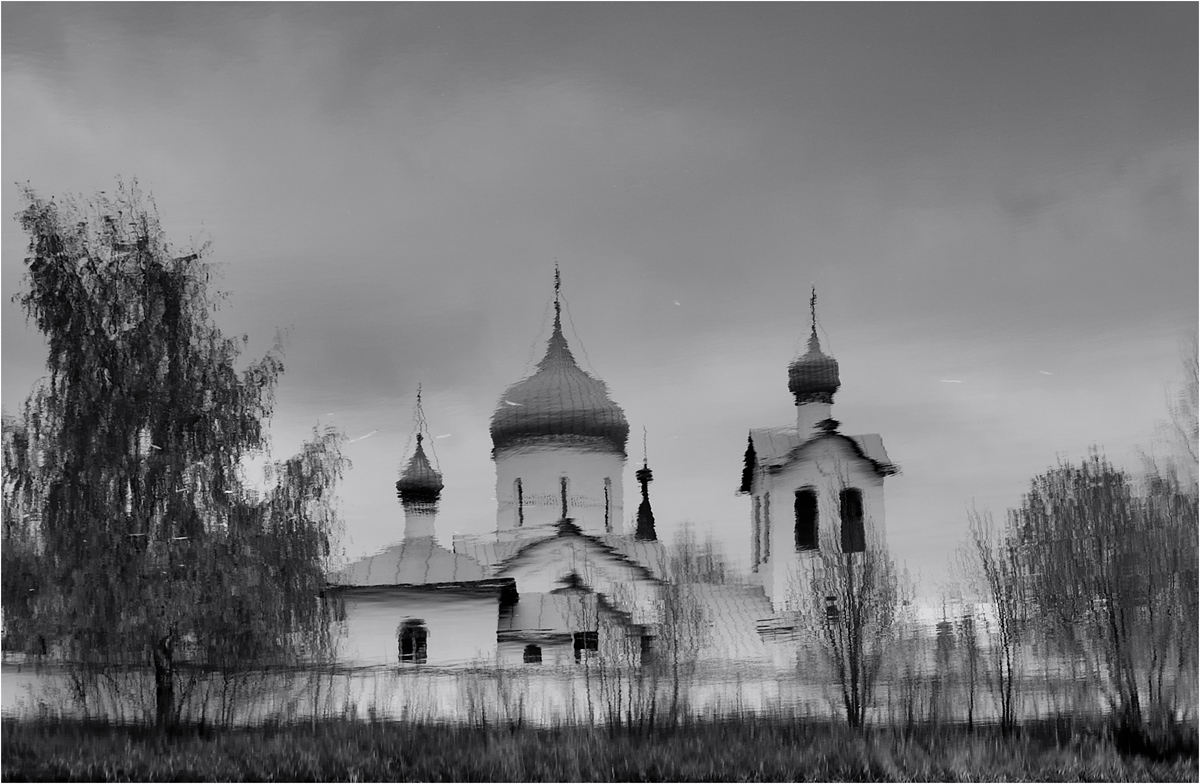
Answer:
[840,488,865,553]
[560,476,570,519]
[795,488,818,551]
[398,619,428,664]
[603,477,612,532]
[514,478,524,527]
[523,644,542,664]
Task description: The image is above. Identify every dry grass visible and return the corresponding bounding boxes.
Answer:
[3,716,1196,782]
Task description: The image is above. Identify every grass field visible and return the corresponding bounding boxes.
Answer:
[2,716,1196,782]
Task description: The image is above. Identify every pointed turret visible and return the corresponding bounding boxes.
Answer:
[635,461,656,541]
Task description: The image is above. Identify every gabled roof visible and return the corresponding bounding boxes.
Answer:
[451,538,525,575]
[495,519,660,584]
[596,535,669,581]
[329,538,488,587]
[739,426,897,493]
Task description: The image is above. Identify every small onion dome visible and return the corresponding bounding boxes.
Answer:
[788,329,840,404]
[491,318,629,457]
[396,434,444,506]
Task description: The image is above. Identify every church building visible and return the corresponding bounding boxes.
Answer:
[740,291,897,610]
[328,278,895,669]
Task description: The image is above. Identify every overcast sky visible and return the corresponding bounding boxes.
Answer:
[3,4,1196,596]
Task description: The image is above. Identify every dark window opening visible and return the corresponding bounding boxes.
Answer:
[560,476,570,519]
[399,619,428,663]
[640,634,654,666]
[523,644,542,664]
[573,631,598,662]
[604,477,612,533]
[752,496,761,568]
[840,488,865,553]
[515,478,523,527]
[795,488,819,551]
[763,492,771,561]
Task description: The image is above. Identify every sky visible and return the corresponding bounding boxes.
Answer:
[3,4,1196,597]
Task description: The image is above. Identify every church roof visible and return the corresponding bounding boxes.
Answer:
[495,519,660,584]
[396,435,443,504]
[739,426,897,493]
[329,538,488,587]
[787,330,841,400]
[788,290,840,403]
[490,305,628,458]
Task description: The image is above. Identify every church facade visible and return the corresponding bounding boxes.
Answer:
[327,279,895,669]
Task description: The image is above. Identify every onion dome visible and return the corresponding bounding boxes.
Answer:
[396,434,444,507]
[788,289,840,405]
[491,278,628,457]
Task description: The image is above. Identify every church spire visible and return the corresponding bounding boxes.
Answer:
[538,261,576,369]
[807,286,821,354]
[635,427,657,541]
[554,260,562,333]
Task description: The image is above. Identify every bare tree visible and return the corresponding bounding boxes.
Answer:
[648,527,714,727]
[1010,450,1197,737]
[807,547,898,729]
[961,509,1025,734]
[955,602,982,731]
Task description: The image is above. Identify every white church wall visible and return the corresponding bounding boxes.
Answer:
[335,588,500,668]
[494,446,626,536]
[752,437,887,610]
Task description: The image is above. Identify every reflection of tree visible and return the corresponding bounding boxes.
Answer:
[0,184,347,734]
[658,528,723,723]
[1011,451,1198,737]
[960,509,1025,734]
[807,549,897,729]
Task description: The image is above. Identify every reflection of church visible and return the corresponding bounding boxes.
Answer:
[328,276,895,668]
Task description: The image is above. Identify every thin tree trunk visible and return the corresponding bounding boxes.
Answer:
[153,634,175,736]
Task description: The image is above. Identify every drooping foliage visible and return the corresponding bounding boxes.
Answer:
[1,182,348,730]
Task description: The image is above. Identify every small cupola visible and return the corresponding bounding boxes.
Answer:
[788,288,840,406]
[396,433,443,509]
[397,387,444,538]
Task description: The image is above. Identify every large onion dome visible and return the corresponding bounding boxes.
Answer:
[396,434,444,507]
[491,311,629,457]
[788,291,840,404]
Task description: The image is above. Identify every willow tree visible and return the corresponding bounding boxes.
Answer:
[2,182,347,732]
